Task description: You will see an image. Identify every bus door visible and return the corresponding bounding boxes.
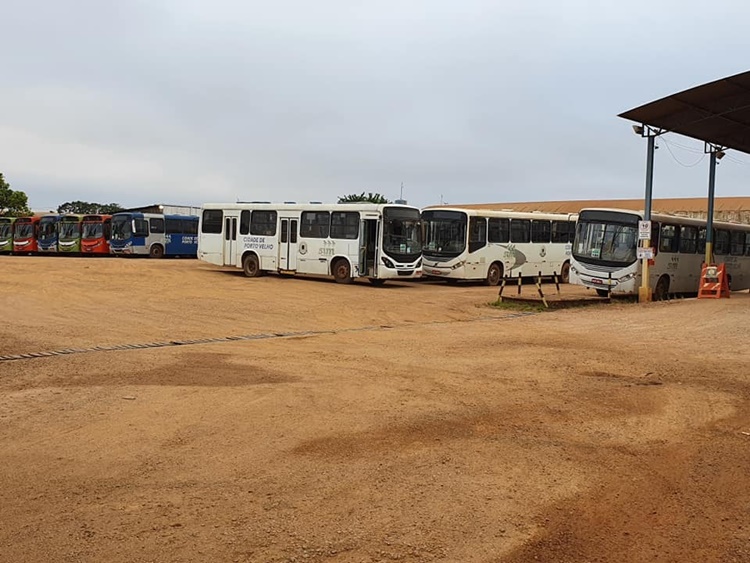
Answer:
[359,218,379,277]
[223,212,239,266]
[279,217,298,270]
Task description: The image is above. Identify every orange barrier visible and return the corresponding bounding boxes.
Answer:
[698,263,730,299]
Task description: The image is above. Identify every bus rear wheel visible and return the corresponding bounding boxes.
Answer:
[243,254,261,277]
[332,259,352,284]
[654,275,670,301]
[149,244,164,259]
[560,261,571,284]
[484,262,503,286]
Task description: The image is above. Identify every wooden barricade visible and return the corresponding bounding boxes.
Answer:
[697,263,730,299]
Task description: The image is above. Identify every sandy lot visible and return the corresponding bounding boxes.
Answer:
[1,255,749,562]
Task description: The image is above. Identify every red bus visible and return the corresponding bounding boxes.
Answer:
[13,216,41,254]
[81,214,112,255]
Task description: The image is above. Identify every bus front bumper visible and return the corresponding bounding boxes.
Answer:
[570,269,638,294]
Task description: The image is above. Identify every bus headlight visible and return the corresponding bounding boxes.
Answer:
[381,256,395,268]
[450,261,465,270]
[618,272,637,282]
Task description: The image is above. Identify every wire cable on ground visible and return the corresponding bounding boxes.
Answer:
[0,312,537,363]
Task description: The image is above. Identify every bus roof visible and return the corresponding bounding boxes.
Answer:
[201,202,419,213]
[579,208,750,231]
[423,207,577,221]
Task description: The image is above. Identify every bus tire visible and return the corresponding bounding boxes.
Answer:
[332,258,352,284]
[484,262,503,286]
[242,254,261,278]
[369,278,386,287]
[149,244,164,259]
[654,275,670,301]
[560,261,571,284]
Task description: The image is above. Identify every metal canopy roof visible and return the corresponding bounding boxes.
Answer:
[619,70,750,155]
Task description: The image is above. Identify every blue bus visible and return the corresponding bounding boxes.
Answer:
[38,214,61,253]
[110,212,199,258]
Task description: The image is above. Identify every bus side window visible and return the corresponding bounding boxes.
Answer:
[651,222,660,255]
[714,229,729,255]
[697,227,707,254]
[202,210,223,234]
[488,218,509,243]
[730,231,744,256]
[134,219,149,237]
[149,218,165,234]
[551,221,568,243]
[510,219,530,243]
[659,224,679,253]
[104,220,111,241]
[239,211,250,235]
[679,226,697,253]
[468,217,486,253]
[745,233,750,256]
[531,220,551,243]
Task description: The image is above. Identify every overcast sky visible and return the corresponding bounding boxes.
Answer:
[2,0,749,211]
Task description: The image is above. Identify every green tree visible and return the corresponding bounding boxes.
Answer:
[337,192,390,204]
[0,173,31,217]
[57,201,125,214]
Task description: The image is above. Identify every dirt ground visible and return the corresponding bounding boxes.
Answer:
[1,255,749,563]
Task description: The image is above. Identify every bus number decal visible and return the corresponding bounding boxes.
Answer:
[319,247,335,256]
[667,256,679,270]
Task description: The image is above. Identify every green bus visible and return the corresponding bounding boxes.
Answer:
[0,217,16,253]
[58,214,85,254]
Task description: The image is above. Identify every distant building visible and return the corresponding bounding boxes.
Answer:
[121,204,202,216]
[446,197,750,224]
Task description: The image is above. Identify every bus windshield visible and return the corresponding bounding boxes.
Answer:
[422,210,467,258]
[59,222,81,239]
[39,219,57,240]
[15,222,33,238]
[383,207,422,260]
[82,222,103,239]
[574,219,638,266]
[0,221,11,238]
[111,216,132,240]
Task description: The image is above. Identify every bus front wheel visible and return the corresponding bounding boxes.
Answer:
[243,254,261,277]
[149,244,164,259]
[484,262,503,286]
[332,259,353,284]
[560,261,571,284]
[654,276,670,301]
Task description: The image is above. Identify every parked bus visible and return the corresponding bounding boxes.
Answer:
[37,214,61,253]
[13,216,41,254]
[198,202,422,284]
[570,208,750,299]
[57,214,85,254]
[110,212,199,258]
[0,217,16,253]
[81,214,112,255]
[421,208,577,285]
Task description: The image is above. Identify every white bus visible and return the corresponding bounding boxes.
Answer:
[198,202,422,284]
[421,208,577,285]
[570,208,750,299]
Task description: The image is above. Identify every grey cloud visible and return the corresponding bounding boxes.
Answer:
[1,0,749,210]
